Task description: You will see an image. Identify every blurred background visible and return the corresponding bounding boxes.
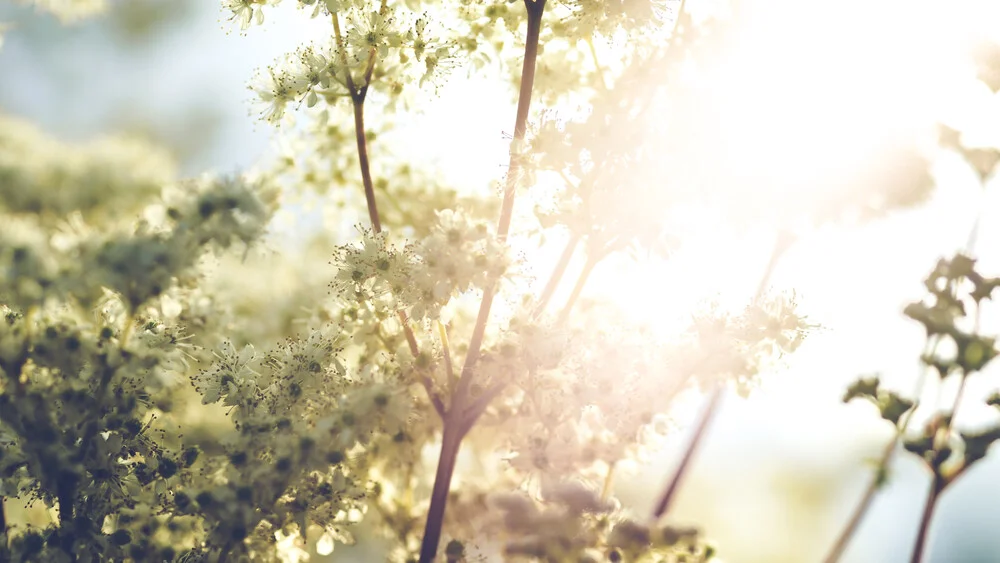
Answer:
[1,0,999,561]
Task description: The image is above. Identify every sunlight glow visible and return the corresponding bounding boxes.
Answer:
[577,0,1000,337]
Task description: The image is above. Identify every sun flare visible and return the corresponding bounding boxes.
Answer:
[564,0,998,335]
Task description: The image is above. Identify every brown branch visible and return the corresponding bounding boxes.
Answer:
[418,2,546,561]
[453,0,545,403]
[461,381,507,430]
[910,474,945,563]
[437,321,455,389]
[401,311,444,416]
[651,230,793,522]
[335,9,448,416]
[419,370,446,418]
[418,422,463,563]
[350,94,382,231]
[822,431,903,563]
[822,338,940,562]
[650,383,723,519]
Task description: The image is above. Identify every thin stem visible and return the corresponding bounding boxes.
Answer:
[821,431,905,563]
[601,461,616,502]
[822,337,938,563]
[418,424,462,563]
[401,311,445,415]
[351,96,382,232]
[650,383,723,520]
[453,0,546,404]
[910,312,980,563]
[461,381,507,428]
[336,10,444,415]
[418,2,546,560]
[945,375,968,437]
[754,229,794,303]
[119,311,135,350]
[908,340,974,563]
[557,252,598,325]
[533,232,581,319]
[651,231,793,522]
[331,14,358,95]
[437,321,455,388]
[586,38,609,91]
[910,475,945,563]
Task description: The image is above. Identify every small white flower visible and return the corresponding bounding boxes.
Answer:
[251,66,295,124]
[223,0,264,30]
[346,9,402,63]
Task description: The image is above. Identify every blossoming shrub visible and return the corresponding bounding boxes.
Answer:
[1,1,999,563]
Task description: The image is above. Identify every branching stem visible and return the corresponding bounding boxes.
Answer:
[454,0,546,403]
[337,12,447,416]
[418,2,546,560]
[823,338,941,562]
[651,229,793,521]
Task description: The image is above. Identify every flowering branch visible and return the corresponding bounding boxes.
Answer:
[827,218,990,563]
[333,6,450,418]
[418,1,547,560]
[651,230,793,521]
[350,94,382,231]
[454,0,547,402]
[822,360,929,563]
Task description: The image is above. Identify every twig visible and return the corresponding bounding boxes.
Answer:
[650,383,723,519]
[460,381,507,432]
[556,250,599,325]
[418,2,547,561]
[437,321,455,390]
[651,229,793,521]
[821,421,910,563]
[910,337,973,563]
[350,93,382,231]
[331,14,357,95]
[822,335,942,562]
[910,474,945,563]
[533,231,581,318]
[586,38,609,91]
[453,0,546,404]
[336,10,448,416]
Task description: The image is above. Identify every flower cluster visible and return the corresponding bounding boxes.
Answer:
[330,210,513,321]
[487,482,714,562]
[0,114,175,224]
